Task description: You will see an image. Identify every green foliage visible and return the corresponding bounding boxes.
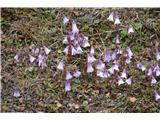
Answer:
[133,22,143,30]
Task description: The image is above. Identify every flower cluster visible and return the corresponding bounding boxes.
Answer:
[63,17,90,56]
[136,50,160,101]
[58,16,91,91]
[86,46,133,86]
[14,46,51,69]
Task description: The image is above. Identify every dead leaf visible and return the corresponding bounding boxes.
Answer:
[74,104,80,109]
[129,97,137,103]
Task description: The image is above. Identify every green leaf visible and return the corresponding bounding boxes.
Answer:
[133,22,143,30]
[120,29,128,37]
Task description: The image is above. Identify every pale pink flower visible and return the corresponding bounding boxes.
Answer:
[63,16,69,24]
[32,47,39,54]
[82,36,90,48]
[44,46,51,55]
[112,61,120,71]
[90,47,95,55]
[63,46,69,55]
[121,69,127,79]
[104,50,111,63]
[71,45,77,55]
[107,12,114,22]
[137,63,146,71]
[38,53,45,67]
[125,57,131,65]
[126,47,133,58]
[112,50,117,60]
[87,62,94,73]
[97,70,104,78]
[115,34,120,44]
[117,76,125,86]
[114,15,120,25]
[57,60,65,70]
[87,53,96,63]
[63,36,68,44]
[126,77,132,85]
[151,76,157,84]
[96,60,105,70]
[72,21,79,34]
[156,50,160,61]
[103,69,110,78]
[108,67,114,74]
[65,81,71,92]
[66,70,73,80]
[147,67,153,76]
[29,54,36,63]
[13,89,20,98]
[117,48,122,55]
[14,53,20,62]
[73,67,81,78]
[128,25,134,33]
[75,44,83,54]
[154,91,160,101]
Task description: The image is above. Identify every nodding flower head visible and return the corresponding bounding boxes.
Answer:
[71,45,77,55]
[114,15,121,25]
[154,91,160,101]
[66,70,72,80]
[63,36,68,44]
[13,89,20,98]
[156,50,160,61]
[97,70,104,78]
[112,50,117,61]
[96,60,105,70]
[155,64,160,77]
[125,56,131,65]
[137,63,146,71]
[121,68,127,79]
[126,47,133,58]
[117,76,125,86]
[73,66,81,78]
[151,76,157,84]
[44,46,51,55]
[65,81,71,92]
[126,77,132,85]
[87,53,96,63]
[68,32,75,41]
[104,50,111,63]
[87,62,94,73]
[29,54,36,63]
[75,44,83,54]
[82,36,90,48]
[147,66,153,76]
[128,25,134,33]
[57,60,65,70]
[97,69,110,78]
[115,34,120,44]
[72,21,79,34]
[41,60,47,69]
[103,69,111,78]
[63,16,69,24]
[117,48,123,55]
[90,47,95,55]
[64,46,69,55]
[38,52,45,67]
[107,12,114,22]
[14,53,20,62]
[112,61,120,71]
[32,47,39,54]
[108,66,114,74]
